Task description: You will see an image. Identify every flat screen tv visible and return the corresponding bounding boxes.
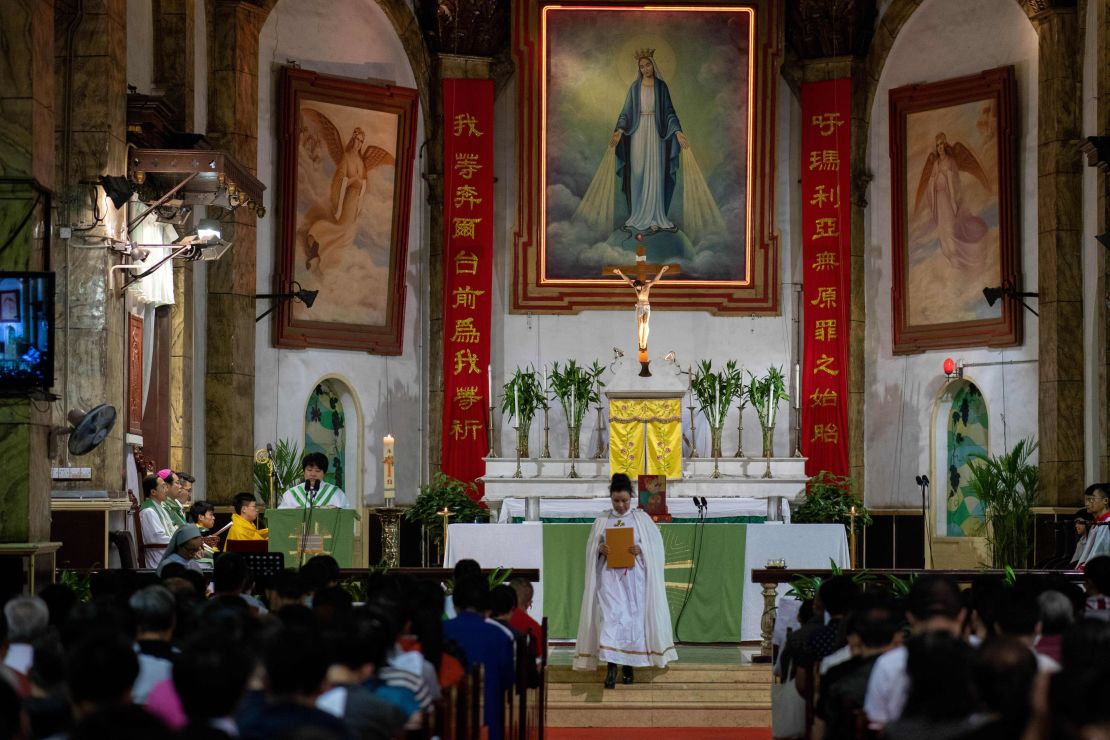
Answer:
[0,272,54,395]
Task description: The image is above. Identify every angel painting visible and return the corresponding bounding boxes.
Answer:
[276,67,418,354]
[299,107,395,272]
[912,132,992,271]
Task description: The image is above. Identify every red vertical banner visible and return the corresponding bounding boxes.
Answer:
[441,79,494,496]
[801,79,851,477]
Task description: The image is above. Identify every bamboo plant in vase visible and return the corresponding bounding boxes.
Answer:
[501,366,546,460]
[691,360,744,476]
[747,366,790,477]
[550,360,605,476]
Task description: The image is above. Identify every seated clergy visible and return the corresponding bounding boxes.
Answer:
[159,469,187,527]
[277,452,352,509]
[139,473,175,568]
[227,492,269,541]
[157,524,206,577]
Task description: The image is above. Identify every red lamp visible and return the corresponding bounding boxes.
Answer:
[943,357,955,375]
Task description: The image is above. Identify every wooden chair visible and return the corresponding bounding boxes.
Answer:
[129,489,165,569]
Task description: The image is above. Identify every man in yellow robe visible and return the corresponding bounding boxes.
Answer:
[227,492,268,541]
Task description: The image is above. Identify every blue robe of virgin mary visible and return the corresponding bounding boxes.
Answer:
[614,75,683,218]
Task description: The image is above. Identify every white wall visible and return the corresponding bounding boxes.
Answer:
[490,74,804,460]
[865,0,1040,508]
[254,0,427,505]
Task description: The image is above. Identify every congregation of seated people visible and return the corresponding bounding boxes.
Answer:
[774,556,1110,739]
[0,554,541,740]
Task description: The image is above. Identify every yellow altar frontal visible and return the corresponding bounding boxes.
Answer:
[608,397,683,479]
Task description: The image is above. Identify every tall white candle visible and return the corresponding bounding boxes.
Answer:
[487,366,493,405]
[571,384,576,421]
[383,434,396,501]
[793,363,801,410]
[514,384,519,421]
[542,365,548,393]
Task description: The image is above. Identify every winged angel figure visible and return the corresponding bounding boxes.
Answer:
[300,107,395,271]
[912,132,993,270]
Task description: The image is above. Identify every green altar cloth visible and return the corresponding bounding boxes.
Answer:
[542,523,747,642]
[266,508,359,568]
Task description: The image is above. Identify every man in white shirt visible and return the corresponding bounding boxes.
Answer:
[139,473,175,568]
[2,596,48,678]
[863,574,966,730]
[1077,484,1110,570]
[277,452,352,509]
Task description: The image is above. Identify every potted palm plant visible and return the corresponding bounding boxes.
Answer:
[405,472,488,560]
[965,438,1040,568]
[501,366,546,458]
[691,360,744,459]
[747,366,790,458]
[550,359,605,459]
[253,438,302,507]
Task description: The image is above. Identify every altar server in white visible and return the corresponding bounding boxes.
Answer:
[573,472,676,687]
[277,452,353,509]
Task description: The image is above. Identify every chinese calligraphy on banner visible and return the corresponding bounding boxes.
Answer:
[801,79,851,477]
[441,79,494,497]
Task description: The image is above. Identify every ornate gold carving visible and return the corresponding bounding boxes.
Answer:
[417,1,510,58]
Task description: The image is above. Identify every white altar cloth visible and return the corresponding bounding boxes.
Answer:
[443,522,848,641]
[495,497,791,523]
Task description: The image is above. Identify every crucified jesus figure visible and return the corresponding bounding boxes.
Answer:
[604,246,680,377]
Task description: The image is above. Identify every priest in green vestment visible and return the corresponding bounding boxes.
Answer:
[277,452,353,509]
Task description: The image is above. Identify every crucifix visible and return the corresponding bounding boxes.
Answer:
[603,245,680,377]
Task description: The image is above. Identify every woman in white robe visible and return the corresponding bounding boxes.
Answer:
[573,473,676,687]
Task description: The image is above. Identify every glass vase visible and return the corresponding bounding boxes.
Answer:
[761,425,775,458]
[710,424,724,458]
[516,424,530,458]
[567,424,581,459]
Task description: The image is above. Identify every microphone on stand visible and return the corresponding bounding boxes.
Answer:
[699,497,709,519]
[693,496,704,520]
[266,442,275,461]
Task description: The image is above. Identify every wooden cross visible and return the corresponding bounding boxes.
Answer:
[602,245,681,288]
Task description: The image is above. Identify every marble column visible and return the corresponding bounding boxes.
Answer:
[203,0,269,503]
[52,0,129,498]
[0,0,54,543]
[1034,5,1085,505]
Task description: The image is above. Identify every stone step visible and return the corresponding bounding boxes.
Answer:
[547,702,772,728]
[547,665,772,685]
[547,683,769,703]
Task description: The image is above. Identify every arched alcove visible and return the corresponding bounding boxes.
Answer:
[303,377,364,507]
[930,378,989,538]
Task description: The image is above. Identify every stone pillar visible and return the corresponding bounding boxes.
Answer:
[53,0,129,497]
[169,263,193,472]
[1033,4,1085,505]
[152,0,194,130]
[0,0,54,547]
[1097,0,1110,481]
[203,0,269,503]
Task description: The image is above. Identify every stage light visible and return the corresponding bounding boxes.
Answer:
[98,175,135,209]
[196,218,221,242]
[983,286,1003,307]
[1097,231,1110,250]
[982,285,1039,317]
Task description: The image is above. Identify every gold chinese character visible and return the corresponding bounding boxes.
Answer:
[810,423,840,444]
[453,348,481,375]
[454,153,483,179]
[811,251,840,272]
[813,354,839,376]
[452,285,486,310]
[808,150,840,171]
[450,419,483,441]
[808,184,840,209]
[452,317,481,344]
[810,287,837,309]
[454,386,481,411]
[452,113,484,137]
[811,112,845,137]
[809,388,839,407]
[454,251,478,275]
[813,218,840,240]
[813,319,838,341]
[453,185,482,209]
[452,217,481,239]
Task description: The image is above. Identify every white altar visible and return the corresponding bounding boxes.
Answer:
[482,358,809,518]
